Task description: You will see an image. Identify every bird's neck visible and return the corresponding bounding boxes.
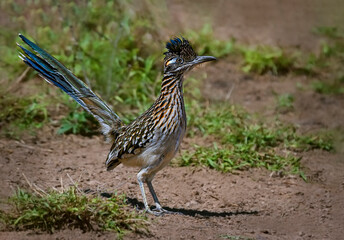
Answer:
[150,73,186,132]
[156,73,185,114]
[147,73,186,134]
[160,73,184,95]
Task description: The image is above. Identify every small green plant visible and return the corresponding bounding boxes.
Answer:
[313,26,340,39]
[58,110,98,135]
[186,23,235,58]
[0,187,147,236]
[0,93,49,138]
[311,26,344,65]
[276,93,294,112]
[311,76,344,95]
[239,46,294,75]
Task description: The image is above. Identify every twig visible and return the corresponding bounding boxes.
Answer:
[32,183,47,195]
[60,176,64,192]
[67,173,82,194]
[22,173,44,197]
[7,67,30,93]
[14,141,53,152]
[225,83,235,101]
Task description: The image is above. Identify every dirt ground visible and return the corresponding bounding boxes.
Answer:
[1,1,344,240]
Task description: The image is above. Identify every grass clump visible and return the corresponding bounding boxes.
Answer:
[0,92,49,138]
[311,76,344,95]
[185,23,235,58]
[307,26,344,94]
[181,143,303,175]
[239,46,294,75]
[0,187,147,236]
[180,102,332,179]
[57,98,99,135]
[275,93,294,113]
[58,111,98,135]
[313,26,344,59]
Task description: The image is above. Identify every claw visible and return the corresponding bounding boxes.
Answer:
[148,206,182,216]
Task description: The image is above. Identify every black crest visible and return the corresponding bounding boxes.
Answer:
[164,37,197,62]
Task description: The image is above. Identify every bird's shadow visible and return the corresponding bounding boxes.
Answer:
[100,192,259,218]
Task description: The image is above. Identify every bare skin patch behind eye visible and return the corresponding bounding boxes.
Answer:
[165,60,172,66]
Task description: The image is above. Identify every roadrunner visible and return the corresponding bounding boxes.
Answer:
[18,34,216,215]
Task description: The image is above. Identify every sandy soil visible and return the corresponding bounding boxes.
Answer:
[1,1,344,239]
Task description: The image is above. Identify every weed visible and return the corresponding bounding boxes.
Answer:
[276,93,294,113]
[185,23,235,58]
[313,26,344,58]
[309,26,344,68]
[239,46,294,75]
[57,98,98,135]
[313,26,341,39]
[311,76,344,95]
[58,111,98,135]
[0,187,147,236]
[296,53,322,74]
[0,93,49,138]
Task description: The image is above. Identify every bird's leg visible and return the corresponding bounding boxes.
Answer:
[137,169,163,216]
[146,180,163,211]
[147,180,180,215]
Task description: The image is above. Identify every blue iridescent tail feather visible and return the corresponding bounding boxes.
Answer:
[17,34,122,138]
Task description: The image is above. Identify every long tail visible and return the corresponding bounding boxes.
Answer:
[17,34,122,138]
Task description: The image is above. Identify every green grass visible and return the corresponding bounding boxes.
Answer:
[180,102,332,179]
[313,26,344,59]
[58,110,98,135]
[305,26,344,94]
[185,23,235,58]
[0,187,147,236]
[184,24,344,78]
[275,93,294,112]
[187,103,332,150]
[311,76,344,95]
[239,46,294,75]
[186,24,299,75]
[180,143,303,174]
[57,98,99,135]
[0,92,49,138]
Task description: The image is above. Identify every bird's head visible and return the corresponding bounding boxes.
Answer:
[163,37,216,75]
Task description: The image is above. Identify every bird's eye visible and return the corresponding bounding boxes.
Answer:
[176,58,183,64]
[165,57,183,67]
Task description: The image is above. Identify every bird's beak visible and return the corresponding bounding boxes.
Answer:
[191,55,217,66]
[175,55,217,73]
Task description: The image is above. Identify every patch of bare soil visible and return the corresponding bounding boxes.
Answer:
[167,0,344,51]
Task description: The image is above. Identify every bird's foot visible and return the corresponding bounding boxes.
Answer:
[145,204,182,216]
[145,208,165,216]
